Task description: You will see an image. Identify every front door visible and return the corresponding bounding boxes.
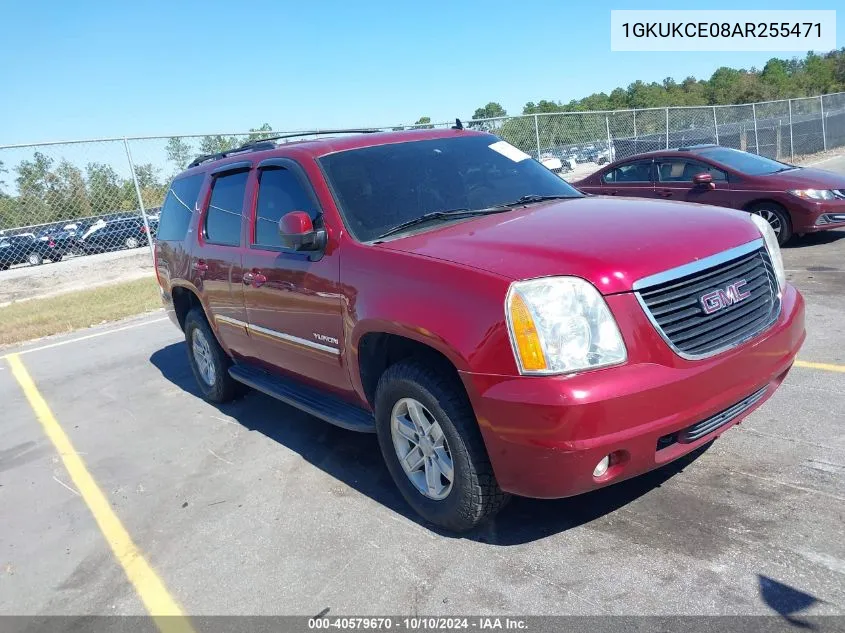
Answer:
[240,160,351,395]
[654,158,733,207]
[192,167,251,358]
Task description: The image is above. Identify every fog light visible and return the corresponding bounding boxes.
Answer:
[593,455,610,478]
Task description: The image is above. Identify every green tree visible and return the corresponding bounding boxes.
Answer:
[86,162,124,213]
[469,102,507,131]
[245,123,274,143]
[199,135,239,154]
[165,137,194,171]
[413,116,434,129]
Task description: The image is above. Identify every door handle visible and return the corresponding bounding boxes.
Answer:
[193,259,208,274]
[243,269,267,288]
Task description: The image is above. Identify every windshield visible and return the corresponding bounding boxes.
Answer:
[320,135,582,241]
[697,147,793,176]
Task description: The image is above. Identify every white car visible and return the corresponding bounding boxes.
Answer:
[539,153,563,173]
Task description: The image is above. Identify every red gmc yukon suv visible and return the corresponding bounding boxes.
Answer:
[155,128,805,531]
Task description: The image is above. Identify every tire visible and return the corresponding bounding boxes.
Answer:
[0,264,9,271]
[374,359,509,532]
[51,254,63,262]
[125,236,140,249]
[748,202,792,246]
[183,308,240,403]
[28,252,43,266]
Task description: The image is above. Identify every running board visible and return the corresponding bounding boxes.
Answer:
[228,364,376,433]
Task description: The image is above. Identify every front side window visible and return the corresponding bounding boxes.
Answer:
[205,171,249,246]
[319,135,582,242]
[657,160,727,183]
[603,160,652,183]
[254,167,318,248]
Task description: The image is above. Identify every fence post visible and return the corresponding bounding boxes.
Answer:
[632,109,637,138]
[819,95,827,152]
[533,114,541,160]
[752,103,759,154]
[712,106,719,145]
[788,99,794,162]
[123,138,155,262]
[665,107,670,149]
[605,114,613,162]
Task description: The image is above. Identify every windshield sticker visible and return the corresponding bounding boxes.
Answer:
[489,140,531,163]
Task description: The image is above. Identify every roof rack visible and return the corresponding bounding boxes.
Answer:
[186,128,382,168]
[676,143,719,151]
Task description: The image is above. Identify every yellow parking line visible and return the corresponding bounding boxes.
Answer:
[795,360,845,373]
[6,353,195,633]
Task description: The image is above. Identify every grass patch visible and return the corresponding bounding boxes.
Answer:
[0,277,161,347]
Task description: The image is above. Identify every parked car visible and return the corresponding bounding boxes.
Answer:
[575,144,845,245]
[78,217,154,253]
[26,227,81,265]
[0,234,37,269]
[157,128,804,531]
[539,152,563,173]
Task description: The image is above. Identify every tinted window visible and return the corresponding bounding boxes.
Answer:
[158,174,205,242]
[254,168,318,247]
[657,160,727,182]
[319,135,582,242]
[697,147,791,175]
[603,160,652,183]
[205,171,248,246]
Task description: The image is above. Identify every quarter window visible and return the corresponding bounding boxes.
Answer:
[254,167,318,248]
[205,171,249,246]
[157,174,205,242]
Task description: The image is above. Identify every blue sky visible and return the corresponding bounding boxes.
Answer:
[0,0,842,145]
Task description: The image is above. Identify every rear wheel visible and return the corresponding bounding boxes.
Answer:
[184,308,240,403]
[374,359,509,532]
[125,236,140,249]
[28,252,43,266]
[0,264,9,271]
[748,202,792,246]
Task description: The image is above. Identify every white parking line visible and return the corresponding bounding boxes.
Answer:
[1,317,168,359]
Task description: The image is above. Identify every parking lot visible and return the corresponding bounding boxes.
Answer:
[2,184,845,618]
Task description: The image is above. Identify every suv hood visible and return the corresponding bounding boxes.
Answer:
[379,197,762,294]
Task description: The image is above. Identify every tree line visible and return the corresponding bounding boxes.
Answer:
[0,125,276,231]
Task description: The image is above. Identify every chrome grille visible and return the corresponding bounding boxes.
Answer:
[681,387,768,442]
[635,241,780,359]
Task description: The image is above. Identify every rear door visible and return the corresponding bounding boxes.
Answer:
[240,158,350,394]
[654,158,733,207]
[193,164,251,358]
[600,159,655,198]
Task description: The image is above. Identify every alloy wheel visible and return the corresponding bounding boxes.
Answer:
[753,208,783,238]
[191,329,216,387]
[390,397,454,500]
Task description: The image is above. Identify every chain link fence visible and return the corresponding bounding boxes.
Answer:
[1,92,844,295]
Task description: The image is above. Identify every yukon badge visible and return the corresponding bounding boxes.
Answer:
[700,280,751,315]
[313,333,339,346]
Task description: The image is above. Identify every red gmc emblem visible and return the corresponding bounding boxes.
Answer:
[700,280,751,315]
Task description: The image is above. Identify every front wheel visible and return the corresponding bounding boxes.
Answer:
[749,203,792,246]
[28,252,43,266]
[374,359,509,532]
[125,236,140,249]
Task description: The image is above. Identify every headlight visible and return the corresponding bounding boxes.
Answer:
[505,276,627,375]
[788,189,835,200]
[750,214,786,292]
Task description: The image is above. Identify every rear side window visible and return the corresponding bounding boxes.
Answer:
[657,160,727,182]
[157,174,205,241]
[254,168,318,248]
[205,171,249,246]
[603,160,652,183]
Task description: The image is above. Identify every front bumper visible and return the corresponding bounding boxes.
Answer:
[790,197,845,232]
[460,284,805,499]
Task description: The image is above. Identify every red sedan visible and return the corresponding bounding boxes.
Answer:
[574,144,845,245]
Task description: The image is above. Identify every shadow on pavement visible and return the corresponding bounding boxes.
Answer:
[150,342,711,545]
[785,229,845,249]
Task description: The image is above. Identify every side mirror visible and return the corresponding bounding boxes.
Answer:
[692,172,713,187]
[279,211,326,252]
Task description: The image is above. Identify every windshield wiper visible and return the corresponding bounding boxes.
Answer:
[502,194,578,205]
[373,207,512,240]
